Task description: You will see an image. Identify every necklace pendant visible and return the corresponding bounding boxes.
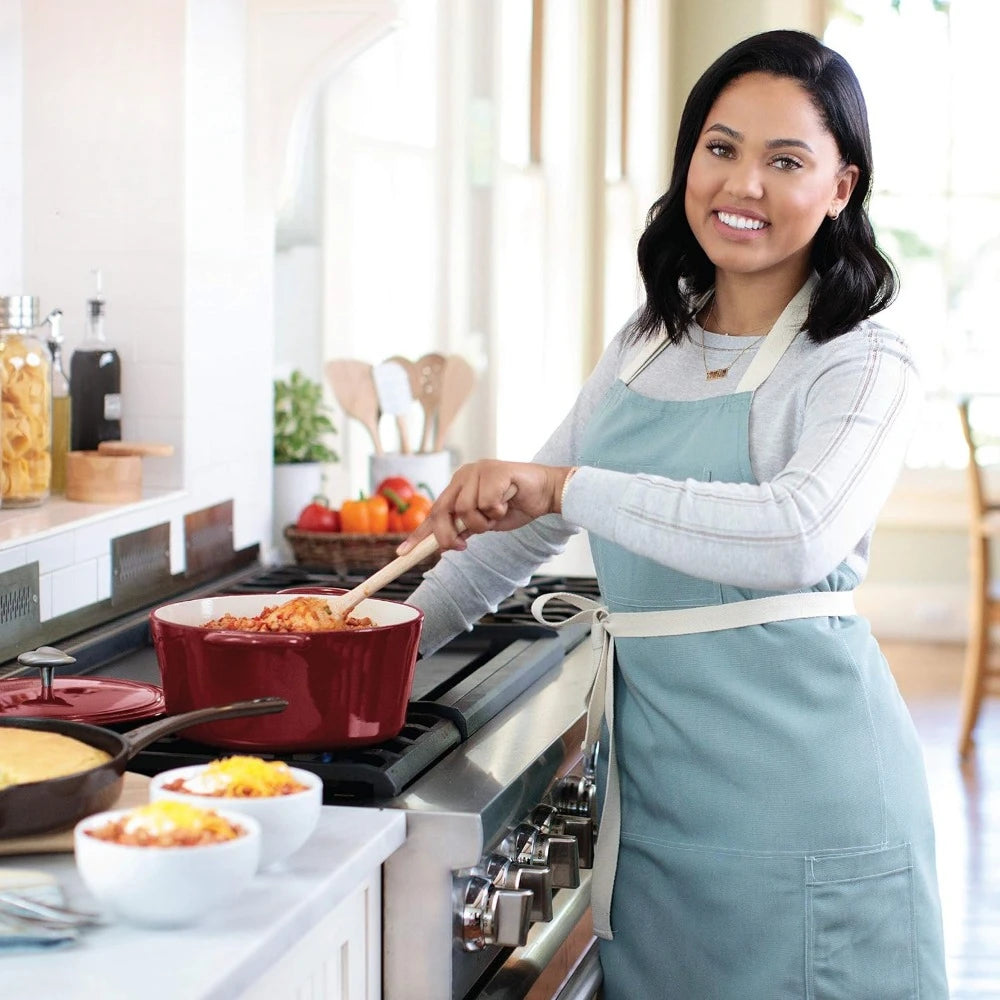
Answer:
[705,367,729,381]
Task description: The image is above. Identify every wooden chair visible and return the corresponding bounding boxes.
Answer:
[957,397,1000,757]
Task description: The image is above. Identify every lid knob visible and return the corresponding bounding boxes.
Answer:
[16,646,77,697]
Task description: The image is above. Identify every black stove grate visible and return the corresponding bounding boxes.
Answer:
[128,707,462,802]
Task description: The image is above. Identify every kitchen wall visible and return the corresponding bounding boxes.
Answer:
[0,0,396,621]
[0,0,978,644]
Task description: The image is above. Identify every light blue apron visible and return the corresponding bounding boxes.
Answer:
[535,282,948,998]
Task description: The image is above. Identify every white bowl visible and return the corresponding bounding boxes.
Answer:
[74,807,261,928]
[148,764,323,871]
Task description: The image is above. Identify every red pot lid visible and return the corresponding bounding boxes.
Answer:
[0,676,166,724]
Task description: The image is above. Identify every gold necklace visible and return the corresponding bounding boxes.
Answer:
[700,299,768,381]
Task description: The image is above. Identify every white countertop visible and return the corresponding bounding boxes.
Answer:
[0,805,406,999]
[0,491,186,549]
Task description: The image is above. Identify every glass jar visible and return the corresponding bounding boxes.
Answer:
[0,296,52,507]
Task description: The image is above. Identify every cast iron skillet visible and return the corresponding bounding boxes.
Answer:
[0,697,288,839]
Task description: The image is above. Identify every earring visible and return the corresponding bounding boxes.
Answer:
[829,209,840,220]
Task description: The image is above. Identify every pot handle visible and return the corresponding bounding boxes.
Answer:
[203,632,310,647]
[122,697,289,756]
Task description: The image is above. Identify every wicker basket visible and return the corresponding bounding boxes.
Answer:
[283,526,441,575]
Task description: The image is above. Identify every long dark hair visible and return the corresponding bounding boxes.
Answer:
[631,29,896,344]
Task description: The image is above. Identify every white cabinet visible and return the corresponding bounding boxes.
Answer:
[241,874,380,1000]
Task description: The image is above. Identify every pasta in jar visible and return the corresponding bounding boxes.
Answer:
[0,331,52,506]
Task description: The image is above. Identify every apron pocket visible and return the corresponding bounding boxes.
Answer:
[806,844,917,1000]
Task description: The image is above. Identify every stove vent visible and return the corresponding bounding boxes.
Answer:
[184,500,235,578]
[0,563,41,651]
[111,522,172,607]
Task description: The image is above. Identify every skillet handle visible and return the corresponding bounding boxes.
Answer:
[204,631,309,647]
[122,697,289,755]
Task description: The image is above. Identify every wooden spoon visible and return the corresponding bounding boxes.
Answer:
[433,356,476,453]
[327,483,517,623]
[326,529,449,623]
[325,359,383,455]
[413,352,446,453]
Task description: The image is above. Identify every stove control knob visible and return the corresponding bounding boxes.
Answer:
[551,772,597,821]
[453,873,533,951]
[500,823,581,889]
[482,854,554,923]
[530,804,596,869]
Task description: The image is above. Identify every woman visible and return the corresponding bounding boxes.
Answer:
[401,29,948,998]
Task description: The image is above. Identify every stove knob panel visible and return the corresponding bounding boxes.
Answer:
[453,873,533,951]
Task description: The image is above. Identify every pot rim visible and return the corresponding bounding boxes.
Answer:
[150,591,424,633]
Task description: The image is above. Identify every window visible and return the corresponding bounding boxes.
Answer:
[826,0,1000,470]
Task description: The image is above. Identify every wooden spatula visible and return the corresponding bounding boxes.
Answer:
[325,359,383,455]
[414,352,446,453]
[434,356,476,453]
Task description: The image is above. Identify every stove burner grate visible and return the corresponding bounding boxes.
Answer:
[127,707,462,801]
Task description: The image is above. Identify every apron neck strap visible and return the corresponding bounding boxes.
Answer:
[734,273,817,393]
[620,276,817,389]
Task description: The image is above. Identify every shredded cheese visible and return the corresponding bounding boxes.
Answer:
[87,800,245,847]
[172,756,309,798]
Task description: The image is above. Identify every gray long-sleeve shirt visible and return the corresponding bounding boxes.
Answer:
[408,315,920,655]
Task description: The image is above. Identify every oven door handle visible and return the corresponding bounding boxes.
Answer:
[477,869,600,1000]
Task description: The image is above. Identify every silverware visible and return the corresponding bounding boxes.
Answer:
[0,891,103,927]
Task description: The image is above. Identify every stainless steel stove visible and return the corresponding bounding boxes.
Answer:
[2,554,603,1000]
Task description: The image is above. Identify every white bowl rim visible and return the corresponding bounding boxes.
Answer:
[149,763,323,797]
[151,591,422,631]
[75,806,262,851]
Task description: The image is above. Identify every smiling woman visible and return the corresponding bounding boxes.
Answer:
[402,27,950,1000]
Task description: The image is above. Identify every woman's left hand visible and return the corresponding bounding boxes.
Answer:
[396,460,574,554]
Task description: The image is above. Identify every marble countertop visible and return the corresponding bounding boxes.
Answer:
[0,805,406,999]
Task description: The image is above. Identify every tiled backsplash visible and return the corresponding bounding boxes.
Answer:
[0,492,189,623]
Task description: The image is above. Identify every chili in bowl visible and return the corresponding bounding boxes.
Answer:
[149,757,323,870]
[74,801,261,928]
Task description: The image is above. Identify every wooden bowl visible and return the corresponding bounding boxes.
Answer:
[65,442,173,503]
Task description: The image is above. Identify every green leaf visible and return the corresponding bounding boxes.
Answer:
[273,369,340,464]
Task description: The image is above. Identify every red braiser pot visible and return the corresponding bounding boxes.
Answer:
[149,589,423,751]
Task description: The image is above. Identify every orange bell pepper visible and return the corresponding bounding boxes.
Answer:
[387,492,432,533]
[340,494,390,534]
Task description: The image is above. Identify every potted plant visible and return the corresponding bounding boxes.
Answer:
[272,370,339,556]
[274,369,339,465]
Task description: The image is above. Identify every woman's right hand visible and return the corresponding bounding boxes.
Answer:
[396,459,575,555]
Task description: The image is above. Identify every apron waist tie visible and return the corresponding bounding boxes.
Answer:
[531,588,857,940]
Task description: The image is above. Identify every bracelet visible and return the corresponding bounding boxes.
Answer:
[559,467,579,514]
